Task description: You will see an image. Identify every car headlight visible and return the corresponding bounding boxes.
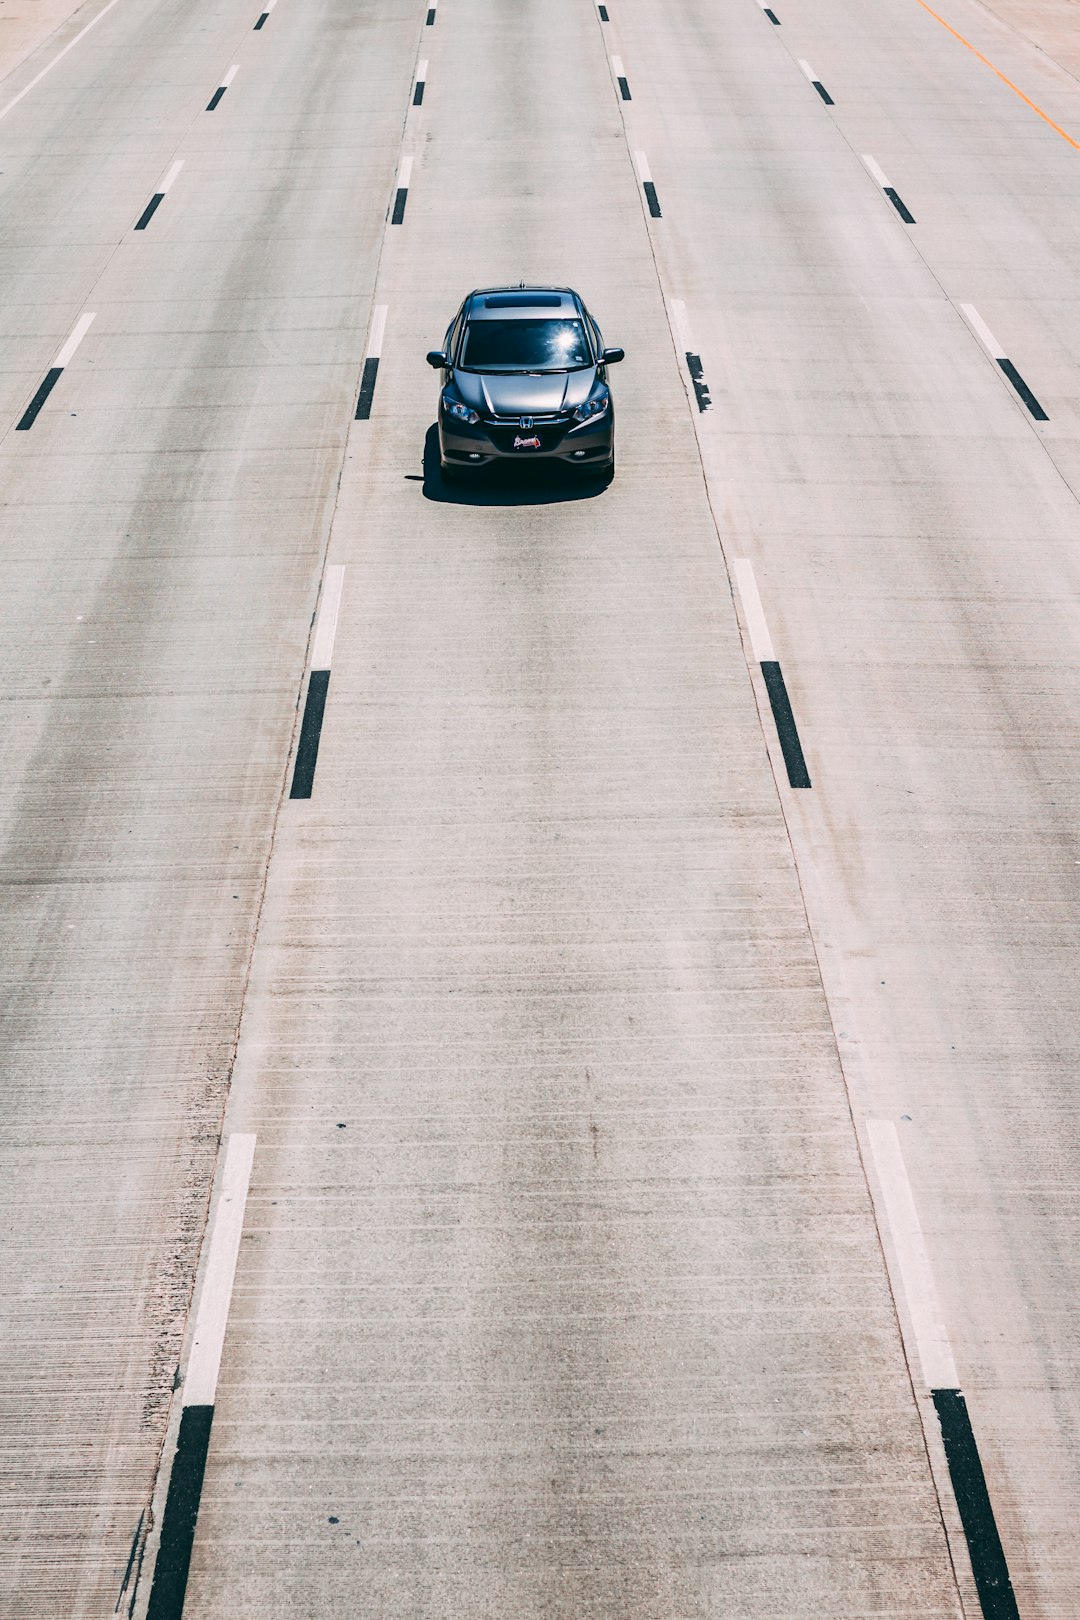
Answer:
[572,392,609,423]
[443,395,480,425]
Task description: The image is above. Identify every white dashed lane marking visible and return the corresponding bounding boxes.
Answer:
[310,565,345,673]
[633,150,662,218]
[866,1120,958,1391]
[16,312,97,430]
[866,1120,1021,1618]
[206,64,238,111]
[144,1135,256,1620]
[134,159,184,230]
[355,303,388,419]
[861,154,915,223]
[959,302,1048,419]
[732,559,811,788]
[391,156,413,223]
[798,58,834,104]
[670,299,712,412]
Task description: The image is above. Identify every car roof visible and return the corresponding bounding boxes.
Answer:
[463,286,582,321]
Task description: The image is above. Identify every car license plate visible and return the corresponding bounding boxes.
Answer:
[513,435,542,450]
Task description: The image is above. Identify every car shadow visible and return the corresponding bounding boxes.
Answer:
[417,425,608,506]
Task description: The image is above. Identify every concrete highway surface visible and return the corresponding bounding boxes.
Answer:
[1,0,1078,1613]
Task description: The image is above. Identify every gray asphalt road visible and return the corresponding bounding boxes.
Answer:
[1,0,1078,1614]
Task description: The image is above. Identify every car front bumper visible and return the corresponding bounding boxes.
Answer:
[438,406,614,469]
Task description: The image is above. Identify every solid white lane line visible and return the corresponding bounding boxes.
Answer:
[54,312,96,369]
[867,1120,959,1391]
[311,565,345,671]
[366,303,388,359]
[0,0,126,123]
[959,302,1007,360]
[221,63,239,88]
[397,155,413,188]
[158,159,184,194]
[183,1134,256,1408]
[633,149,652,183]
[861,153,890,189]
[732,558,776,663]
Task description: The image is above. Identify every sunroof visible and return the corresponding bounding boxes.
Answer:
[483,293,564,308]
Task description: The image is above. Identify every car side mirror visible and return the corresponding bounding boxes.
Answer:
[601,346,625,364]
[426,350,448,368]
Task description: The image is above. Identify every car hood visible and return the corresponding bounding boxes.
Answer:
[451,368,596,416]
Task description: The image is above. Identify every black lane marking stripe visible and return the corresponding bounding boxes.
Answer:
[884,186,915,223]
[997,357,1048,420]
[760,661,811,787]
[354,356,379,420]
[16,367,63,431]
[617,75,631,99]
[253,10,268,25]
[144,1405,214,1620]
[134,193,164,230]
[643,180,661,217]
[290,670,331,799]
[391,186,408,224]
[598,3,609,16]
[764,6,780,20]
[426,6,435,21]
[812,79,833,104]
[206,85,226,110]
[413,80,424,104]
[932,1391,1020,1620]
[686,352,712,411]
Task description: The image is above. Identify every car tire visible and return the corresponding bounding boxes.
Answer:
[440,460,461,484]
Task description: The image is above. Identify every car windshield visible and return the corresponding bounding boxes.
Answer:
[459,318,592,372]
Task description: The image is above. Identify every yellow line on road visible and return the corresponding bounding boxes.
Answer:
[913,0,1080,149]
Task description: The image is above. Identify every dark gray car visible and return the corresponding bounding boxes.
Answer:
[427,285,623,481]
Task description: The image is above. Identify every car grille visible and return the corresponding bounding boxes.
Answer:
[483,414,572,453]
